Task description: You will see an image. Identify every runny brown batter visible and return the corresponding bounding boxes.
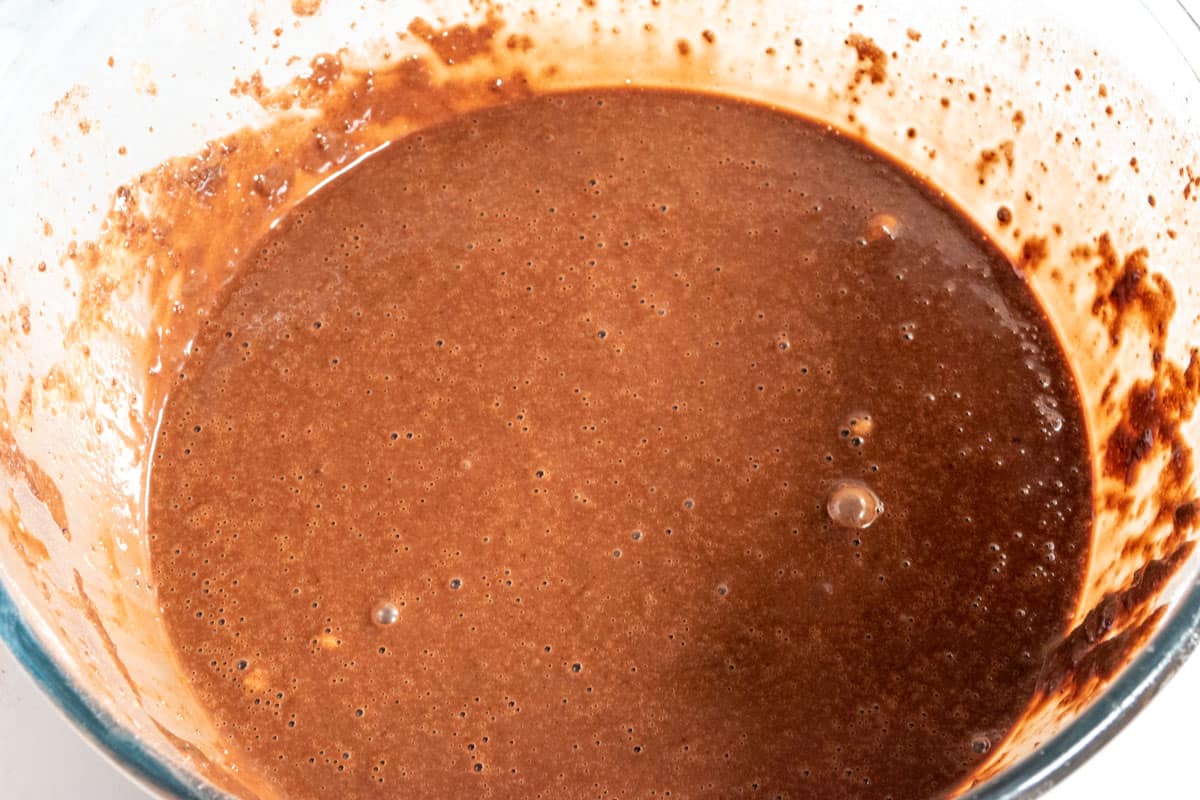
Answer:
[149,89,1093,800]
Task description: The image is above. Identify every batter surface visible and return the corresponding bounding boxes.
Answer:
[149,89,1093,799]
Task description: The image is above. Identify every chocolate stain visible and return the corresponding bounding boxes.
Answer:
[846,33,888,87]
[72,569,141,699]
[0,419,71,542]
[408,14,502,64]
[3,488,49,566]
[291,0,322,17]
[976,140,1015,185]
[1039,540,1195,706]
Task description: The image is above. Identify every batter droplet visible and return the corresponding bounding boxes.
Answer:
[865,212,902,243]
[827,481,884,529]
[372,601,400,626]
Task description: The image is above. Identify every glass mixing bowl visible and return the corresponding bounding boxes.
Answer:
[0,1,1197,797]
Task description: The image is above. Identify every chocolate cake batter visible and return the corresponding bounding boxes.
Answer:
[149,89,1093,799]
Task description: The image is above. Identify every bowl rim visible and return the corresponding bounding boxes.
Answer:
[0,580,216,799]
[1,1,1199,799]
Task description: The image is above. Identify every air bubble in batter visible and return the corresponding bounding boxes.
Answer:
[827,481,884,529]
[372,601,400,626]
